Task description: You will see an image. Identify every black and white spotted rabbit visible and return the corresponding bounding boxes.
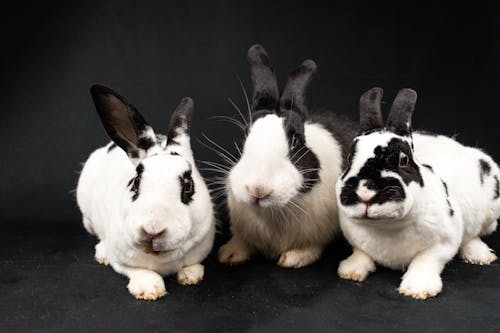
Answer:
[77,85,215,300]
[336,87,499,299]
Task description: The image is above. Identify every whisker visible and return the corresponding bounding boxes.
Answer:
[294,148,311,164]
[210,115,246,131]
[197,160,232,171]
[196,137,236,166]
[234,142,242,157]
[290,145,307,161]
[201,133,238,163]
[227,97,248,128]
[237,75,253,127]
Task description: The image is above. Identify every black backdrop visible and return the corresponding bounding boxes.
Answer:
[1,1,499,332]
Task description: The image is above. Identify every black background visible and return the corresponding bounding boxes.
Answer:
[1,1,499,332]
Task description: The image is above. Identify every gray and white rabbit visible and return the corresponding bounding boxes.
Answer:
[218,45,358,268]
[336,87,499,299]
[77,84,215,300]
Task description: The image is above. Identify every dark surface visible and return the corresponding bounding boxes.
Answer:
[1,0,499,332]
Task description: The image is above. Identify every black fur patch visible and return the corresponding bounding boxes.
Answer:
[138,136,155,151]
[339,175,406,206]
[341,139,358,180]
[479,159,491,184]
[441,179,454,216]
[129,163,144,201]
[340,138,423,207]
[179,170,195,204]
[107,143,117,152]
[167,115,185,146]
[283,111,321,193]
[441,180,449,196]
[422,164,434,173]
[494,175,499,199]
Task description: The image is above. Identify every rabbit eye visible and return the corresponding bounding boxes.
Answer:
[180,172,195,204]
[399,152,409,167]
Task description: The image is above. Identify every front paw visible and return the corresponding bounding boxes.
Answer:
[127,271,167,301]
[94,241,109,266]
[338,251,376,282]
[277,247,322,268]
[398,271,442,300]
[218,238,251,266]
[177,264,204,286]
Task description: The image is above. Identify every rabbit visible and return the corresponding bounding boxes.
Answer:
[218,44,358,268]
[336,87,499,299]
[76,84,215,300]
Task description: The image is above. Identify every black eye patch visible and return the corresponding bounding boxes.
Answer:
[360,138,423,187]
[282,112,321,193]
[127,163,145,201]
[179,170,195,204]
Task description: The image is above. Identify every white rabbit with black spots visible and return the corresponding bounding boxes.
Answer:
[77,84,215,300]
[336,87,498,299]
[218,45,358,268]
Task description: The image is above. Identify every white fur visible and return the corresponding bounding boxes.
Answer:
[337,131,499,299]
[219,114,343,267]
[77,134,215,299]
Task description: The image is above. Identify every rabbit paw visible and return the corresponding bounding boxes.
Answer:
[338,252,376,282]
[177,264,204,286]
[94,241,109,266]
[127,271,167,301]
[460,238,497,265]
[277,247,322,268]
[398,271,442,300]
[218,238,251,266]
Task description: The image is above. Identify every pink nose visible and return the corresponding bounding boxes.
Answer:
[141,227,166,239]
[245,185,273,199]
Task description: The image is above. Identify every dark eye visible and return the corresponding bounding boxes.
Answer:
[399,152,409,167]
[180,172,195,204]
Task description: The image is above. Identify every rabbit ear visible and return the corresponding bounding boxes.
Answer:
[279,59,317,120]
[247,44,279,113]
[359,87,384,133]
[386,88,417,136]
[90,84,156,165]
[167,97,193,148]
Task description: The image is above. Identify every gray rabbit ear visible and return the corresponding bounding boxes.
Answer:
[167,97,193,147]
[90,84,156,165]
[386,88,417,136]
[279,59,317,120]
[359,87,384,134]
[247,44,279,113]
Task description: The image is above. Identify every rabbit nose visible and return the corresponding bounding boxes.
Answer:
[141,227,167,239]
[356,184,376,204]
[245,185,273,200]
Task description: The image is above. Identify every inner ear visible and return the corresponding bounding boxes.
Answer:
[90,84,156,163]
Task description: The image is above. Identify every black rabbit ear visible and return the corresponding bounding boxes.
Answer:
[279,59,317,120]
[386,88,417,136]
[359,87,384,133]
[167,97,193,148]
[247,44,279,113]
[90,84,156,165]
